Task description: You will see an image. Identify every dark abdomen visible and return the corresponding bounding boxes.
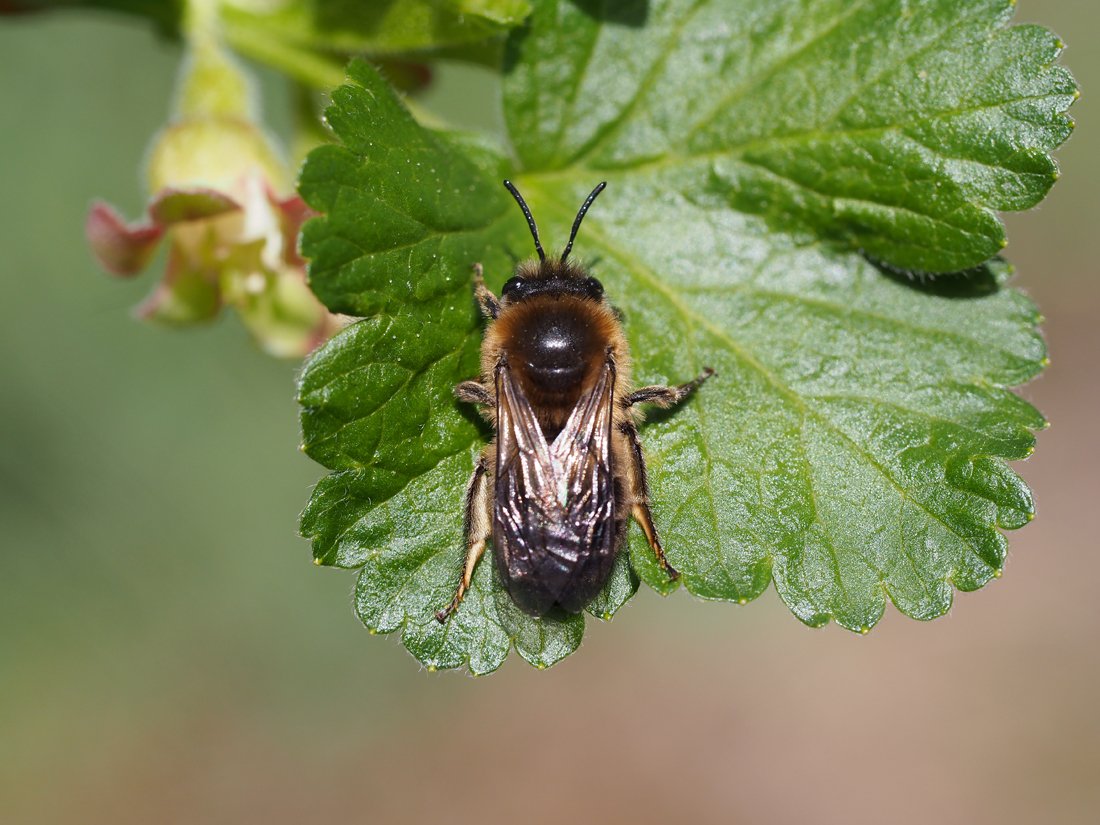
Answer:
[493,511,625,616]
[492,473,627,617]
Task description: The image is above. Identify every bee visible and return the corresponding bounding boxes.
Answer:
[436,180,713,621]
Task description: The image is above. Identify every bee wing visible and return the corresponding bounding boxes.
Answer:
[494,359,617,614]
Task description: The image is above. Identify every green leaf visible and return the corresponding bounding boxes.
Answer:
[298,0,1074,672]
[504,0,1075,273]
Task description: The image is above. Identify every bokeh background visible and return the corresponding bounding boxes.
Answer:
[1,2,1096,823]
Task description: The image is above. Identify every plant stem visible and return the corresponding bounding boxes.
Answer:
[221,19,346,90]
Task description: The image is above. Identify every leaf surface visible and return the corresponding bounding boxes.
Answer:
[298,0,1073,672]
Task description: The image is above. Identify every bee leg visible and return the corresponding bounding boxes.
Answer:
[623,367,714,409]
[473,263,501,319]
[619,420,679,581]
[436,454,492,622]
[454,380,492,406]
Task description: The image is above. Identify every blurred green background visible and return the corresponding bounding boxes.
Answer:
[1,3,1096,823]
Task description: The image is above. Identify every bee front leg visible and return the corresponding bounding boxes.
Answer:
[436,453,492,622]
[472,263,501,319]
[623,367,714,409]
[619,420,679,581]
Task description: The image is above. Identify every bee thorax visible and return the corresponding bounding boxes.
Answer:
[514,309,597,389]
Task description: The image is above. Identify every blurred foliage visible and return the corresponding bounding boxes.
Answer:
[0,0,183,32]
[220,0,530,54]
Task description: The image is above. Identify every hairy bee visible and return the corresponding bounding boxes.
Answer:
[436,180,712,621]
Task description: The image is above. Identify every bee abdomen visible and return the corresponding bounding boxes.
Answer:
[493,514,624,616]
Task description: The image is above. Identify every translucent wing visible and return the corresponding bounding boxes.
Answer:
[493,358,619,616]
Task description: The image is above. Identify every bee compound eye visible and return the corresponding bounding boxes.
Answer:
[584,277,604,299]
[502,276,525,297]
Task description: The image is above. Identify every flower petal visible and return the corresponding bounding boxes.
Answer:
[226,265,344,358]
[272,191,315,268]
[148,187,241,226]
[135,244,222,323]
[85,201,164,277]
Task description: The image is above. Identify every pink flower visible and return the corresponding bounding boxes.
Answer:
[87,176,341,357]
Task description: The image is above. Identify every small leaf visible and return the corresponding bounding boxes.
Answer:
[298,0,1073,672]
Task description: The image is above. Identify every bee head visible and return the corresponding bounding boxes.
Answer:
[500,268,604,303]
[501,179,607,303]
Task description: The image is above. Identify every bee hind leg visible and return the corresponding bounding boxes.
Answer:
[436,453,492,622]
[619,420,679,581]
[623,367,714,409]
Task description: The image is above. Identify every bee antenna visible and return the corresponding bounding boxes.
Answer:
[502,180,545,263]
[561,181,607,262]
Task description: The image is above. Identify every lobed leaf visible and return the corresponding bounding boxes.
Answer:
[298,0,1073,672]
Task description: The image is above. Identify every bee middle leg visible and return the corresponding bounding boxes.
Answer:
[623,367,714,409]
[436,452,492,623]
[619,420,679,581]
[454,380,492,405]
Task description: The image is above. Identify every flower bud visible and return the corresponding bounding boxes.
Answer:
[86,8,343,357]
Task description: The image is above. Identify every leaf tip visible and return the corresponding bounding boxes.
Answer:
[859,625,871,636]
[312,556,323,566]
[994,568,1004,579]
